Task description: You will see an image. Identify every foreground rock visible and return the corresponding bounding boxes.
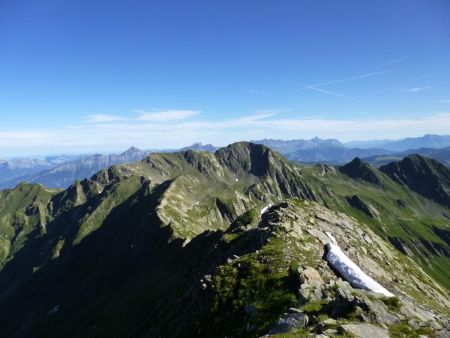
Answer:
[339,323,389,337]
[268,310,309,334]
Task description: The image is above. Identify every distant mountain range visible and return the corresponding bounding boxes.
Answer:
[251,137,343,154]
[252,137,390,163]
[363,147,450,167]
[252,134,450,165]
[0,147,150,189]
[344,134,450,151]
[0,155,81,183]
[252,137,392,164]
[1,135,449,189]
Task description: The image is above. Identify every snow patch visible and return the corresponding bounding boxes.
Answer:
[325,242,394,297]
[260,204,273,216]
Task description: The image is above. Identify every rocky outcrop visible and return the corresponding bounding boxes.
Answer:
[339,323,389,338]
[268,309,309,334]
[317,164,337,176]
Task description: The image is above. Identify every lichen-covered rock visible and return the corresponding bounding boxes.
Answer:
[358,297,398,325]
[331,281,355,317]
[298,267,325,303]
[299,267,324,285]
[269,312,309,334]
[339,323,389,337]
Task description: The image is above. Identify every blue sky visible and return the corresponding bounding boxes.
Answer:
[1,0,450,155]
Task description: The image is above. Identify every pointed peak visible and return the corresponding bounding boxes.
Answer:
[341,157,374,172]
[122,146,141,154]
[340,157,382,185]
[348,157,365,164]
[180,143,216,152]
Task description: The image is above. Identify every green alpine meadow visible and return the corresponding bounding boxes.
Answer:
[0,143,448,337]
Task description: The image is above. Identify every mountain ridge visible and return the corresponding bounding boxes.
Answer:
[0,142,449,336]
[2,134,450,189]
[346,134,450,151]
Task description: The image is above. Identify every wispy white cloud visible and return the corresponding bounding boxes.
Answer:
[245,88,276,97]
[370,56,408,69]
[299,68,401,101]
[1,111,450,156]
[402,86,431,93]
[0,131,49,142]
[306,86,357,101]
[437,99,450,103]
[310,69,402,88]
[85,114,128,123]
[136,110,200,122]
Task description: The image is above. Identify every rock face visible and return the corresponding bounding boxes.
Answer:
[297,267,325,303]
[269,310,309,334]
[380,154,450,208]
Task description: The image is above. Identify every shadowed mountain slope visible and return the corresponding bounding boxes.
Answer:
[380,155,450,208]
[339,157,383,185]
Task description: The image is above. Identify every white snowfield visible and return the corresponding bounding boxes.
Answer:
[325,242,394,298]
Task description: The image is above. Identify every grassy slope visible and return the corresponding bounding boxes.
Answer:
[0,183,56,265]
